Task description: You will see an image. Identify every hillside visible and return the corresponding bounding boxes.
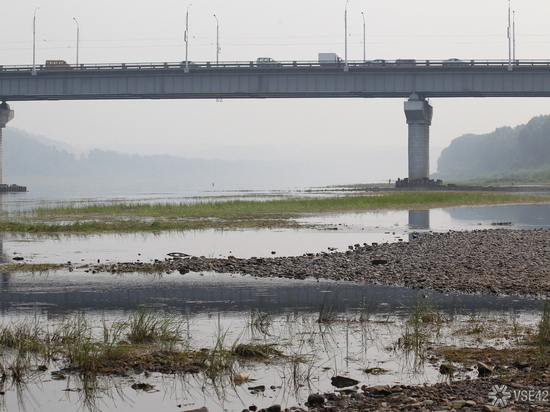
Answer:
[2,128,336,193]
[435,114,550,182]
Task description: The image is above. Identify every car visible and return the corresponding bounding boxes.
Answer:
[256,57,282,67]
[443,58,467,66]
[180,61,199,69]
[363,59,388,66]
[395,59,416,67]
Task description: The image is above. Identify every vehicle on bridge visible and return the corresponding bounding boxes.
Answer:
[443,58,468,66]
[395,59,416,67]
[180,61,198,69]
[318,53,343,66]
[256,57,282,66]
[44,60,72,70]
[362,59,389,66]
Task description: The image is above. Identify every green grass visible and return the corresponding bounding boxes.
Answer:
[0,192,546,234]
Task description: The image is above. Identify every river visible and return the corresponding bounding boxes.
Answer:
[0,188,549,412]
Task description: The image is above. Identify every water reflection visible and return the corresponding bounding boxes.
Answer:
[408,210,430,230]
[447,203,550,228]
[0,272,543,318]
[2,203,550,265]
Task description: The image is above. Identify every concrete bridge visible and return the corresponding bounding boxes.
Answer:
[2,59,550,186]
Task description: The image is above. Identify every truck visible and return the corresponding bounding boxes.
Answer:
[318,53,343,66]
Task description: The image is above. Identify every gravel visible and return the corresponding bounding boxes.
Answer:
[95,228,550,298]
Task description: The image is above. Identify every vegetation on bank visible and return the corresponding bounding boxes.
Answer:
[435,114,550,182]
[0,192,546,234]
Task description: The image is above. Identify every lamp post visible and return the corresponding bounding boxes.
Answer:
[513,10,516,63]
[73,17,80,67]
[344,0,349,72]
[361,11,365,62]
[32,7,39,75]
[507,0,512,71]
[185,4,192,73]
[213,14,219,65]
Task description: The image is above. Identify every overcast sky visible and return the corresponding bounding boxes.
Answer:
[3,0,550,183]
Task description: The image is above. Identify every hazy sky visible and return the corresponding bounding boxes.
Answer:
[3,0,550,182]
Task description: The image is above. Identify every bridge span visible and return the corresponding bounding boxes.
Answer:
[2,59,550,186]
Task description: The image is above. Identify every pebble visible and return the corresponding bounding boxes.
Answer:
[92,229,550,298]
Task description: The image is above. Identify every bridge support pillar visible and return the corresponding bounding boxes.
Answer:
[0,102,15,185]
[404,93,432,181]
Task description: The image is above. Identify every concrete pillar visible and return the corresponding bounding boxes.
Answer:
[404,93,432,181]
[0,102,15,185]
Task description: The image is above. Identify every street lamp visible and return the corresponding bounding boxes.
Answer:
[513,10,516,63]
[344,0,349,72]
[507,0,512,71]
[185,4,192,73]
[73,17,80,67]
[32,7,39,75]
[213,14,219,65]
[361,11,365,62]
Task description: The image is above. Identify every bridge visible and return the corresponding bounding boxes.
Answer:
[2,59,550,187]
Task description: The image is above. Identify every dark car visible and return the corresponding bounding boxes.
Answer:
[443,58,467,66]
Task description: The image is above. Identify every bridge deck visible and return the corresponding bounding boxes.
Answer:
[2,59,550,101]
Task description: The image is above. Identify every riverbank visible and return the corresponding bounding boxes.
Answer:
[0,192,545,233]
[85,228,550,298]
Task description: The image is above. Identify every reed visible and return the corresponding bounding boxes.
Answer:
[125,306,183,345]
[392,297,445,360]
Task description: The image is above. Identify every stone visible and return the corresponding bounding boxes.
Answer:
[477,362,493,377]
[364,385,392,396]
[331,375,360,388]
[307,393,325,405]
[451,399,467,409]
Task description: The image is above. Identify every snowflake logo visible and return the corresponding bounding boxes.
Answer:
[488,384,511,406]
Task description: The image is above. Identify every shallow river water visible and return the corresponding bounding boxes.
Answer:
[1,190,549,412]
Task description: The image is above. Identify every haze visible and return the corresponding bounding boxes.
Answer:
[3,0,550,183]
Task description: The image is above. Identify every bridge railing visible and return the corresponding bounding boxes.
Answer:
[2,59,550,72]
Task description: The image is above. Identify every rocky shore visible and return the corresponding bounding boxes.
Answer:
[302,372,550,411]
[86,228,550,411]
[94,228,550,298]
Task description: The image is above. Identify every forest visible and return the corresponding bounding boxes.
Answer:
[435,114,550,182]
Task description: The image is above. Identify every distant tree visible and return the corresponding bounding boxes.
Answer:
[435,115,550,181]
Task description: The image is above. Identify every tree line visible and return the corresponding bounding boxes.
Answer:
[435,114,550,182]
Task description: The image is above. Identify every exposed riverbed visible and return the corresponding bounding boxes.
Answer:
[2,195,550,412]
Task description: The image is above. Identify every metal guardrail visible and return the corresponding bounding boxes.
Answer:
[1,59,550,72]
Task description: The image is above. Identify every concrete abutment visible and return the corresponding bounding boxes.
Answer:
[0,102,26,193]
